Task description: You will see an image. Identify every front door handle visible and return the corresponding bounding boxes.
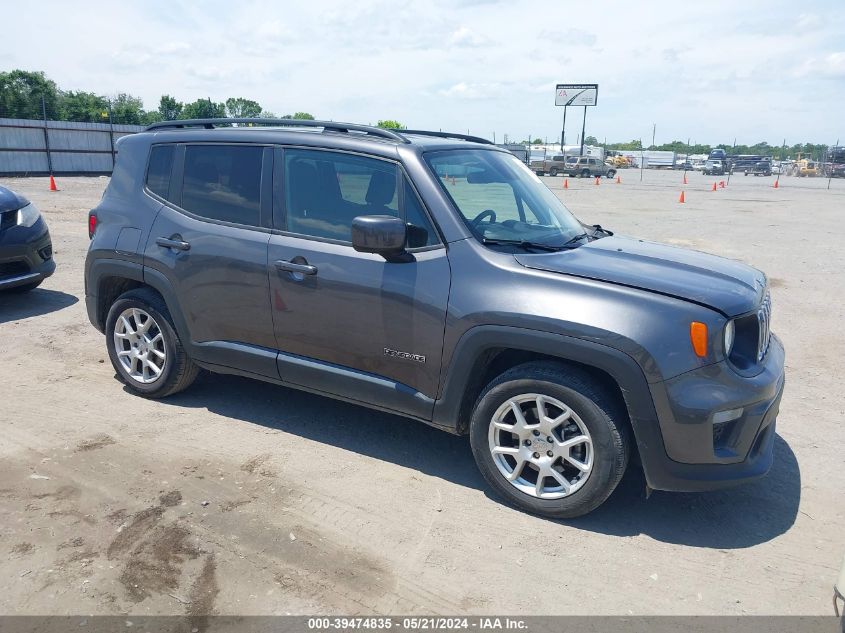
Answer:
[156,237,191,251]
[274,259,318,276]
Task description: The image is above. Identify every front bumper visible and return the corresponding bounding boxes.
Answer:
[0,218,55,290]
[637,334,785,492]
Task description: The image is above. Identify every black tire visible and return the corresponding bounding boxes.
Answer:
[6,280,43,293]
[469,361,629,518]
[535,170,544,176]
[105,287,199,398]
[580,169,590,178]
[606,169,616,179]
[549,167,559,177]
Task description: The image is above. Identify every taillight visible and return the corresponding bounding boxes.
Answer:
[88,213,97,239]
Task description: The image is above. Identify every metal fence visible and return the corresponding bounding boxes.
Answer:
[0,118,143,176]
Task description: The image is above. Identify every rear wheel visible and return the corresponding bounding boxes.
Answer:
[105,287,199,398]
[469,362,629,518]
[549,167,559,177]
[580,169,590,178]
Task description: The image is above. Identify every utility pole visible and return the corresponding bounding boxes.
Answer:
[651,123,656,149]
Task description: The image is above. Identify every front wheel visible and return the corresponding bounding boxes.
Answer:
[606,169,616,179]
[580,169,590,178]
[549,167,559,177]
[469,362,629,518]
[105,287,199,398]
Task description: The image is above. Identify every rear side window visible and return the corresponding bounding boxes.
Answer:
[181,145,263,226]
[146,145,174,199]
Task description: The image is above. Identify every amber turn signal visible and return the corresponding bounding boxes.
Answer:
[690,322,708,357]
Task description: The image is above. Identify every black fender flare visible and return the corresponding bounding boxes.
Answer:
[142,267,193,348]
[431,325,667,462]
[84,257,144,332]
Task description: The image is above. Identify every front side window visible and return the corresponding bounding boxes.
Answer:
[425,149,584,247]
[284,149,440,248]
[181,145,263,226]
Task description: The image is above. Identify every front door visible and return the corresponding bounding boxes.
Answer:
[267,147,450,418]
[144,143,277,377]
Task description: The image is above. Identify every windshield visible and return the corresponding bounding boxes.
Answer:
[425,150,585,246]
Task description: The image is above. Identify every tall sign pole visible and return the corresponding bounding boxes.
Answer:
[555,83,598,158]
[580,106,587,157]
[560,106,567,151]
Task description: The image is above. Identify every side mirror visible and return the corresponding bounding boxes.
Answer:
[351,215,408,261]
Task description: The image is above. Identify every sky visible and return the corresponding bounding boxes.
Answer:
[2,0,843,145]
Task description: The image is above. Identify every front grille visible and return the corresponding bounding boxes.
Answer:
[0,261,30,279]
[757,291,772,361]
[0,210,16,231]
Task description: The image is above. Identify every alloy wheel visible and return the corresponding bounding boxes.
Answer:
[488,393,593,499]
[112,307,167,384]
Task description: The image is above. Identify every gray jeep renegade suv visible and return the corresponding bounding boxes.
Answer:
[85,119,785,518]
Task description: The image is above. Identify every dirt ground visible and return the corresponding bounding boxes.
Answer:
[1,170,843,617]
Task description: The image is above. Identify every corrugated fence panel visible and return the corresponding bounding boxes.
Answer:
[0,117,144,175]
[0,126,45,150]
[51,152,114,172]
[48,129,113,151]
[0,151,50,172]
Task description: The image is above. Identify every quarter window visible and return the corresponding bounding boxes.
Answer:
[181,145,263,226]
[146,145,174,199]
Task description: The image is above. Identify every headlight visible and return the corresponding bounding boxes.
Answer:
[17,203,41,228]
[724,320,735,356]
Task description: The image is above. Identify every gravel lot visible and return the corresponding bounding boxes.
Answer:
[1,170,843,616]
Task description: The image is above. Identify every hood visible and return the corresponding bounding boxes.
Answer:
[0,185,29,214]
[515,235,766,316]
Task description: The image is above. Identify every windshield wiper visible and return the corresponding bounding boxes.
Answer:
[481,238,568,252]
[590,224,613,237]
[560,232,591,247]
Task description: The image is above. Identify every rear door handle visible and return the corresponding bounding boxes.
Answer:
[274,259,318,275]
[156,237,191,251]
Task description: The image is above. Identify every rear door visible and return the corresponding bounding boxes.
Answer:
[143,143,277,377]
[267,147,450,418]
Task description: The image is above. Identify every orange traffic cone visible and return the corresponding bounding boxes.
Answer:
[773,179,779,189]
[683,173,688,185]
[712,182,717,191]
[594,176,600,185]
[49,175,58,191]
[678,191,685,203]
[615,175,621,184]
[563,179,569,190]
[719,180,725,188]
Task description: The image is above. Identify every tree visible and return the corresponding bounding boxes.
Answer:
[158,95,182,121]
[225,97,262,118]
[181,98,226,120]
[0,70,62,119]
[293,111,314,120]
[377,119,404,129]
[109,93,146,125]
[584,135,599,146]
[60,90,109,122]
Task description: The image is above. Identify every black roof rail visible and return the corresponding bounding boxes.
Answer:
[398,129,494,145]
[143,118,409,143]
